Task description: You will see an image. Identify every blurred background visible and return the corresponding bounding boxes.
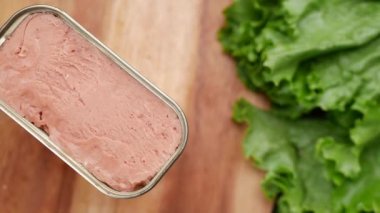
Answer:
[0,0,271,212]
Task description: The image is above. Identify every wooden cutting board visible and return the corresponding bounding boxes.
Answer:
[0,0,272,212]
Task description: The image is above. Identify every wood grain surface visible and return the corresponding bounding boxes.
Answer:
[0,0,273,212]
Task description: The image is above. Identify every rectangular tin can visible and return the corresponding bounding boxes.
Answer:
[0,5,188,198]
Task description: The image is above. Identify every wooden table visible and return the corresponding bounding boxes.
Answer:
[0,1,272,212]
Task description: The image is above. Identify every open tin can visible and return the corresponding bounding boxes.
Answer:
[0,5,188,198]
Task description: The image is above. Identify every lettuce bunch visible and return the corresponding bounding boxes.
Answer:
[219,0,380,212]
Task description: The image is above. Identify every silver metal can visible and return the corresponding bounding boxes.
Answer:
[0,5,188,198]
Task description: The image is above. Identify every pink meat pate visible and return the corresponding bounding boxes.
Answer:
[0,13,182,192]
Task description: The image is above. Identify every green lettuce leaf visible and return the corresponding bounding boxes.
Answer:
[234,100,380,212]
[234,100,340,212]
[333,140,380,212]
[220,0,380,212]
[220,0,380,115]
